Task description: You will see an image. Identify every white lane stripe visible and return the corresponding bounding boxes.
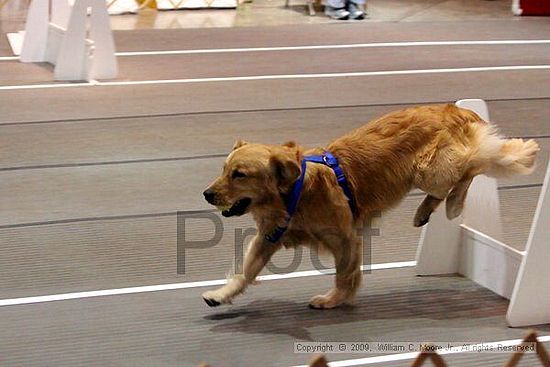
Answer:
[290,335,550,367]
[0,261,415,307]
[1,39,550,61]
[98,65,550,86]
[115,39,550,56]
[1,65,550,91]
[0,82,93,90]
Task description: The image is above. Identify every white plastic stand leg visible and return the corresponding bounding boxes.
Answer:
[20,0,50,62]
[88,0,118,79]
[55,0,117,80]
[54,0,89,80]
[6,32,24,56]
[51,0,72,28]
[507,160,550,327]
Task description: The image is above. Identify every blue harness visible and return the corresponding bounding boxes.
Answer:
[265,151,357,244]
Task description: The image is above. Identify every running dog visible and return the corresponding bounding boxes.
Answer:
[201,104,539,309]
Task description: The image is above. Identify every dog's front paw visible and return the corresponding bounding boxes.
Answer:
[308,294,341,309]
[202,290,231,307]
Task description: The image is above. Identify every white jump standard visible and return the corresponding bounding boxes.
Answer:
[7,0,117,81]
[417,99,550,327]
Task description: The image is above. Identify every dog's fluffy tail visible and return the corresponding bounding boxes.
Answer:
[473,124,540,178]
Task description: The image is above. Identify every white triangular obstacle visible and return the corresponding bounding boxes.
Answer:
[7,0,117,81]
[416,99,550,327]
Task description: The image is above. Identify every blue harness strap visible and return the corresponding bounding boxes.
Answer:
[264,159,307,243]
[265,151,356,244]
[304,152,357,215]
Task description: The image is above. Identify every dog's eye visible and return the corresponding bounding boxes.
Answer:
[232,170,246,179]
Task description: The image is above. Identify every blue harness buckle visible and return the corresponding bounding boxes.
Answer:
[322,155,333,166]
[265,151,356,244]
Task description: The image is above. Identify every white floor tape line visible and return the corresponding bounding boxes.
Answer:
[114,39,550,56]
[290,335,550,367]
[1,39,550,61]
[0,81,93,90]
[0,261,415,307]
[1,65,550,91]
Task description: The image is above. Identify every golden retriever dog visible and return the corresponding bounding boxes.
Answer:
[202,104,539,309]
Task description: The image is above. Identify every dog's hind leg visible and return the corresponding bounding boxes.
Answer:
[414,195,444,227]
[413,174,474,226]
[202,235,279,307]
[309,236,362,309]
[446,175,474,220]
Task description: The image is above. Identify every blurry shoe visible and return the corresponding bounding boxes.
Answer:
[325,6,350,20]
[348,2,365,19]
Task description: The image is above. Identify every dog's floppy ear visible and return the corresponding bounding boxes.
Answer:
[232,139,248,150]
[270,151,301,192]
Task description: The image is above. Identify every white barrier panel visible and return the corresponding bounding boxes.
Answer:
[459,226,523,299]
[416,99,550,327]
[8,0,117,81]
[507,160,550,326]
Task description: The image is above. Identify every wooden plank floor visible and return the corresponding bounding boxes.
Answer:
[108,20,550,51]
[0,186,540,300]
[1,99,549,168]
[1,20,550,367]
[1,267,550,367]
[5,43,550,85]
[2,70,550,123]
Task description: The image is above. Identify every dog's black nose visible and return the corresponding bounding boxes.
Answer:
[203,189,216,204]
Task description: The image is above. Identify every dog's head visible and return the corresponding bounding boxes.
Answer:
[203,140,302,217]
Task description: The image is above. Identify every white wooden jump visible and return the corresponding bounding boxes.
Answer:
[416,99,550,327]
[7,0,117,81]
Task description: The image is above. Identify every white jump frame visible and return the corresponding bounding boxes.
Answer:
[416,99,550,327]
[7,0,117,81]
